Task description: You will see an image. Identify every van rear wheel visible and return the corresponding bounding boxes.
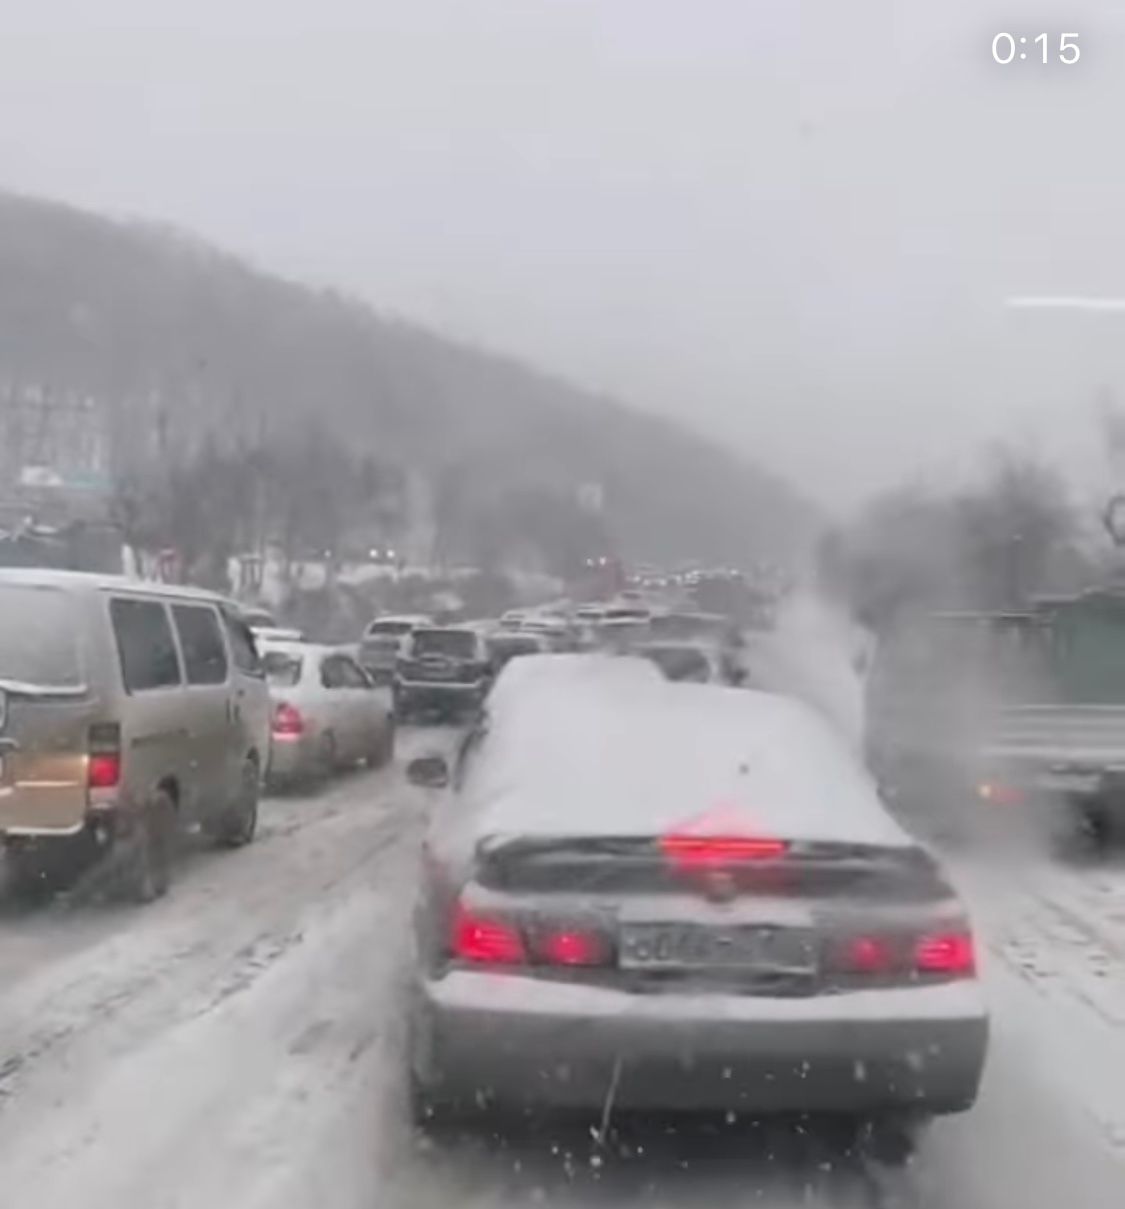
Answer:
[120,790,174,903]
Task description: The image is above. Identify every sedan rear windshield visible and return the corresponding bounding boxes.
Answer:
[367,620,415,637]
[412,630,475,658]
[475,836,948,901]
[641,645,711,680]
[262,650,303,686]
[0,585,83,687]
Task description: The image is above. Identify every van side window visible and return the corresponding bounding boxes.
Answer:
[222,611,263,677]
[110,598,182,692]
[172,605,230,686]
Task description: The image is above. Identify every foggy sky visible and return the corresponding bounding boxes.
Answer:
[2,0,1125,508]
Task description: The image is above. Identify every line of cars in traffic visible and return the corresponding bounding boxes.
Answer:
[354,600,750,726]
[0,578,728,903]
[0,568,397,902]
[0,567,992,1156]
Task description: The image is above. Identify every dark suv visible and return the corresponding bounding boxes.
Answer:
[394,627,490,721]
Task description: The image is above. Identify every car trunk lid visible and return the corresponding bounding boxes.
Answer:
[0,681,97,834]
[0,584,94,834]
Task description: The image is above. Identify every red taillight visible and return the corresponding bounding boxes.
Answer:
[272,702,304,738]
[916,932,976,976]
[538,929,608,967]
[827,930,975,981]
[840,935,894,974]
[87,752,121,790]
[452,904,526,965]
[661,834,789,868]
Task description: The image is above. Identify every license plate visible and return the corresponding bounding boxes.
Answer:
[1035,771,1101,795]
[619,923,816,973]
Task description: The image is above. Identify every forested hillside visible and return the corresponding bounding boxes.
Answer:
[0,191,814,570]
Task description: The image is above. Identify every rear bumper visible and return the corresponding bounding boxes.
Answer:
[1,817,88,839]
[0,787,110,838]
[412,971,989,1115]
[266,735,319,781]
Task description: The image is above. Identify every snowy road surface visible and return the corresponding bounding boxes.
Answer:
[1,727,1124,1208]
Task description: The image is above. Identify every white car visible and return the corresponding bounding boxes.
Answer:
[259,641,395,786]
[358,614,432,684]
[498,609,527,631]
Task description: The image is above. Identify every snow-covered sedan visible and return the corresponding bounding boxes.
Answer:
[406,663,988,1155]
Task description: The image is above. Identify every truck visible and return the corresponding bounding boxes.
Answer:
[867,592,1125,850]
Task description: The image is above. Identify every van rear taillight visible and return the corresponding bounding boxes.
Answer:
[87,723,121,791]
[87,753,121,790]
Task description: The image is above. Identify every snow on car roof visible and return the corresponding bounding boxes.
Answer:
[256,639,334,657]
[485,653,662,717]
[249,626,305,648]
[365,614,430,631]
[468,676,909,848]
[521,615,568,629]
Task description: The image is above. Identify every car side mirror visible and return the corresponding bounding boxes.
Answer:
[406,754,450,788]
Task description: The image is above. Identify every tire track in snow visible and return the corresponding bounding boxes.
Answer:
[952,850,1125,1162]
[0,763,412,1114]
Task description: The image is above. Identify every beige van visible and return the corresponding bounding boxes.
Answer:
[0,569,270,901]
